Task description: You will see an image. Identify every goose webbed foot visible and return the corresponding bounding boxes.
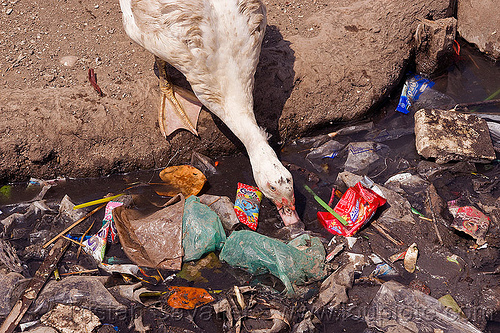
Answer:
[156,57,202,137]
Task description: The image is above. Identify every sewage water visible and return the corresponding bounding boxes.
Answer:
[0,40,499,332]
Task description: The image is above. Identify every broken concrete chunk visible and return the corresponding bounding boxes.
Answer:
[415,17,457,75]
[414,109,496,164]
[40,304,101,333]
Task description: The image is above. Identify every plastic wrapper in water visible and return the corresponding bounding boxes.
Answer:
[183,195,226,262]
[365,280,482,332]
[317,182,386,237]
[83,201,123,262]
[219,230,326,295]
[199,194,240,231]
[99,263,161,284]
[447,199,490,245]
[113,194,184,270]
[33,276,126,315]
[306,140,346,160]
[344,141,390,174]
[165,286,214,309]
[396,74,435,114]
[371,263,398,278]
[190,151,217,176]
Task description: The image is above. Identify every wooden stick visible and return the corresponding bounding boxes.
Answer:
[61,235,84,246]
[371,221,404,246]
[0,238,70,333]
[455,99,500,110]
[426,189,444,246]
[60,269,99,276]
[77,220,95,259]
[42,203,106,249]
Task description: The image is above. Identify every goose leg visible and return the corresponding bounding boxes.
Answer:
[156,57,202,137]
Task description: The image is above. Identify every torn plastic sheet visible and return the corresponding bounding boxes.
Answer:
[183,195,226,261]
[219,230,326,296]
[113,195,184,270]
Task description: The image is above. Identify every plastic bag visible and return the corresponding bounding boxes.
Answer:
[344,142,390,173]
[113,195,184,270]
[183,195,226,261]
[306,140,346,160]
[219,230,326,295]
[447,199,490,245]
[365,280,482,332]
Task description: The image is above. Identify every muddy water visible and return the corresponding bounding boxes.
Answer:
[0,41,499,332]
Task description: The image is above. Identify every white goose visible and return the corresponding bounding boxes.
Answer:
[119,0,300,225]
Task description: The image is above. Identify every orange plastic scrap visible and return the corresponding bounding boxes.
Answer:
[166,286,214,310]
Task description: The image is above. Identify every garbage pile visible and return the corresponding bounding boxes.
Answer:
[0,80,499,332]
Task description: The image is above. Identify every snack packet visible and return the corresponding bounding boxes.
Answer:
[396,74,435,114]
[447,200,490,245]
[234,183,263,230]
[317,182,386,236]
[83,201,123,262]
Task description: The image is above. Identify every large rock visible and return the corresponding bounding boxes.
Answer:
[457,0,500,59]
[414,108,496,163]
[0,0,452,181]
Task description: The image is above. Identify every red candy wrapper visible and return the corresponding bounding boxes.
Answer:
[318,182,386,237]
[234,183,263,230]
[447,200,490,245]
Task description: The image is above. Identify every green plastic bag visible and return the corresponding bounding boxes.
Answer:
[182,196,226,262]
[219,230,326,295]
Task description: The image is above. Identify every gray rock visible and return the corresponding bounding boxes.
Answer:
[0,272,25,317]
[414,109,496,164]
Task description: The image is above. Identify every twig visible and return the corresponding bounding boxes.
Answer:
[467,54,479,70]
[42,203,106,249]
[426,189,444,246]
[88,68,103,96]
[371,221,404,246]
[455,99,500,110]
[77,220,95,259]
[61,269,99,276]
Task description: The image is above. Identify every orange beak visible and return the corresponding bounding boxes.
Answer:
[274,197,301,226]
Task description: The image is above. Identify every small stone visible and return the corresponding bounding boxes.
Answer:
[6,8,12,14]
[40,304,101,333]
[59,55,78,67]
